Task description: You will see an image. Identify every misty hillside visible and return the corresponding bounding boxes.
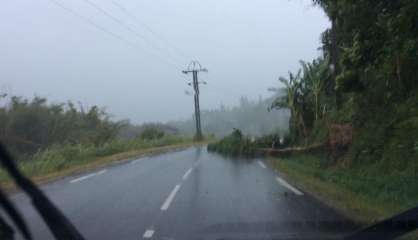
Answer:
[169,95,289,138]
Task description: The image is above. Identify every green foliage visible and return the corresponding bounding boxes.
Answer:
[208,129,293,157]
[0,96,123,156]
[271,154,418,218]
[306,119,328,145]
[253,133,290,149]
[271,57,329,144]
[349,93,418,171]
[207,129,256,157]
[140,127,165,140]
[300,58,329,120]
[315,0,418,94]
[272,1,418,172]
[0,95,191,182]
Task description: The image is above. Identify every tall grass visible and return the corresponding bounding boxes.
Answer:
[269,154,418,222]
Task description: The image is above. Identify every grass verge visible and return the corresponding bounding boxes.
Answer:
[1,136,208,192]
[267,154,418,225]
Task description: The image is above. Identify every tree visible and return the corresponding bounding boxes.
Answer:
[0,96,123,155]
[300,58,329,120]
[313,0,418,95]
[270,70,309,141]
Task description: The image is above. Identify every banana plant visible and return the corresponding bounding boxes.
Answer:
[300,58,329,120]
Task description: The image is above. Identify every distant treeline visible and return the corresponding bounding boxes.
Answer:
[169,95,289,138]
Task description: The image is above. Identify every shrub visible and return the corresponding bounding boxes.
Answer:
[253,133,291,149]
[140,127,165,140]
[207,129,256,157]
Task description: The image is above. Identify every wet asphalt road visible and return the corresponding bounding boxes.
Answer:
[6,146,358,240]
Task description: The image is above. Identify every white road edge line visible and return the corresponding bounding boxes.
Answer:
[143,229,154,238]
[161,184,181,211]
[182,168,193,180]
[70,169,107,183]
[276,177,303,195]
[257,160,266,169]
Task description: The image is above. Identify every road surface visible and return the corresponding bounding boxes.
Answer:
[6,146,358,239]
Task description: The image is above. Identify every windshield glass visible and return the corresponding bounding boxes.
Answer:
[0,0,417,240]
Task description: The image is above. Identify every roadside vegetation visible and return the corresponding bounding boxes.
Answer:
[0,96,192,185]
[207,129,256,157]
[268,0,418,221]
[207,129,291,157]
[0,135,192,185]
[268,154,418,223]
[209,0,418,223]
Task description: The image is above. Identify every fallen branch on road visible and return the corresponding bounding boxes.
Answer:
[257,143,326,157]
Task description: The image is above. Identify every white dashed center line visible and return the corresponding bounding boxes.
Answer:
[70,169,107,183]
[160,184,181,211]
[276,177,303,195]
[257,160,266,169]
[142,162,200,237]
[182,168,193,180]
[143,229,154,238]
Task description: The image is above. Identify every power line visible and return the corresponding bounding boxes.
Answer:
[111,0,190,61]
[80,0,186,66]
[49,0,135,48]
[48,0,183,71]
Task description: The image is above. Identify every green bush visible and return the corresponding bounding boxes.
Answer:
[253,133,291,149]
[0,96,123,156]
[207,129,256,157]
[140,127,165,140]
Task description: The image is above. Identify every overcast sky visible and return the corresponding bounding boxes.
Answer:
[1,0,329,124]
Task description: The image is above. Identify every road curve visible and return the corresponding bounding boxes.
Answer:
[6,146,358,240]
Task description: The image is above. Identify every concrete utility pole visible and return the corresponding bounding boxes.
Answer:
[182,61,207,140]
